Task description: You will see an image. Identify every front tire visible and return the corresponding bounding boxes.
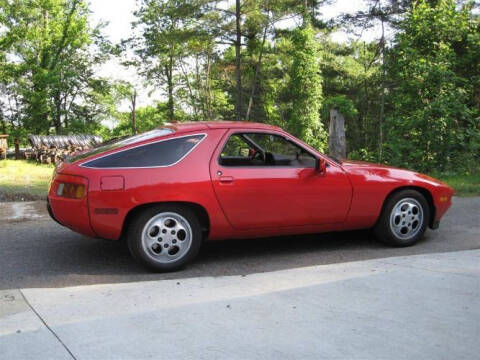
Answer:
[127,205,202,271]
[374,190,430,247]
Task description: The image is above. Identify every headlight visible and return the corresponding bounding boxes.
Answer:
[56,183,85,199]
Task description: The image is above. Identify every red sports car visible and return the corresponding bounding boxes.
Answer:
[48,121,454,271]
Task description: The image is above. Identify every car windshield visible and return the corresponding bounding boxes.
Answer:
[65,128,175,163]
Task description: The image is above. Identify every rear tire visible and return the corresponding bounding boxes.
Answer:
[127,205,202,271]
[374,190,430,247]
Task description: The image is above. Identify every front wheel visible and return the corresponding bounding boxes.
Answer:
[127,205,202,271]
[374,190,430,247]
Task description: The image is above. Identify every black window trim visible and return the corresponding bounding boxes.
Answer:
[217,130,319,169]
[79,133,207,170]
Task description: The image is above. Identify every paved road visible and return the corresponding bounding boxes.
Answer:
[0,197,479,359]
[0,197,479,290]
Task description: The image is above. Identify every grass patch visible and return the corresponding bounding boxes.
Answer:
[0,159,478,201]
[433,173,480,197]
[0,160,54,201]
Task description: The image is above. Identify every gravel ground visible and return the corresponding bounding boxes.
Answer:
[0,191,45,202]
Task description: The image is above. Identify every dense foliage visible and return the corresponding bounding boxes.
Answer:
[385,0,480,172]
[287,23,326,151]
[0,0,115,142]
[0,0,478,174]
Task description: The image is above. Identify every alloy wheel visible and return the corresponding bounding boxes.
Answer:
[141,212,193,263]
[389,197,424,240]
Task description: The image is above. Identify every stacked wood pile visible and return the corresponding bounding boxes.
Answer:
[29,135,102,164]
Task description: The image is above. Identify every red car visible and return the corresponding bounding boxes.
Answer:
[48,121,454,271]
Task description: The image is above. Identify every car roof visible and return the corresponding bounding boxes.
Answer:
[163,121,283,133]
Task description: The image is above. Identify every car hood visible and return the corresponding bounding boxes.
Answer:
[341,159,404,170]
[340,160,451,189]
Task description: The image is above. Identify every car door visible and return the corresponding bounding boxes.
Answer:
[209,130,352,230]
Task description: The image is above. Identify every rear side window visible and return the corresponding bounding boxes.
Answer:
[81,134,205,169]
[67,128,174,163]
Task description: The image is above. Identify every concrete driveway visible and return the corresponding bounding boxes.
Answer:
[0,197,479,359]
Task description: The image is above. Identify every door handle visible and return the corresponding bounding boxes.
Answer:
[219,176,234,184]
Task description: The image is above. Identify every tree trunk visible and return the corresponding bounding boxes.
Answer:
[362,42,369,149]
[205,51,213,121]
[54,91,62,134]
[131,89,137,135]
[302,0,309,25]
[328,109,346,160]
[166,63,174,122]
[180,61,198,120]
[63,95,69,129]
[234,0,242,121]
[0,114,6,134]
[193,56,207,121]
[14,138,20,160]
[379,19,386,162]
[245,23,268,122]
[31,75,50,134]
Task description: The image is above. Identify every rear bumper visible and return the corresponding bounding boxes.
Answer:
[48,173,97,238]
[46,198,62,226]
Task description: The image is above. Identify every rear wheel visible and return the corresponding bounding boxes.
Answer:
[374,190,430,246]
[127,205,202,271]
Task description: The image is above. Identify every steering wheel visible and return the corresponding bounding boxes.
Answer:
[295,149,302,160]
[250,149,264,162]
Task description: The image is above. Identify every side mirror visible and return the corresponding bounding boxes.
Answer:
[315,158,327,174]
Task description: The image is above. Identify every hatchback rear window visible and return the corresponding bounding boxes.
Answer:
[80,134,205,169]
[66,128,174,163]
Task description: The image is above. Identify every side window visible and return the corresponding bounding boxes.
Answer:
[219,132,316,168]
[247,133,300,158]
[67,128,174,163]
[221,134,252,158]
[219,134,257,166]
[82,134,205,168]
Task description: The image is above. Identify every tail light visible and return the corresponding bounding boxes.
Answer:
[56,183,85,199]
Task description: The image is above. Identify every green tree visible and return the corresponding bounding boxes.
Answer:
[287,23,326,150]
[321,40,382,159]
[111,103,168,138]
[130,0,202,122]
[385,0,480,172]
[0,0,112,135]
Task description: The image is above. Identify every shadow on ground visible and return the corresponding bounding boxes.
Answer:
[0,197,479,289]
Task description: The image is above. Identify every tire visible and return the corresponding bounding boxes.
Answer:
[127,205,203,271]
[374,189,430,247]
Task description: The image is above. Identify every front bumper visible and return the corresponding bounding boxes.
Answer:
[430,220,440,230]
